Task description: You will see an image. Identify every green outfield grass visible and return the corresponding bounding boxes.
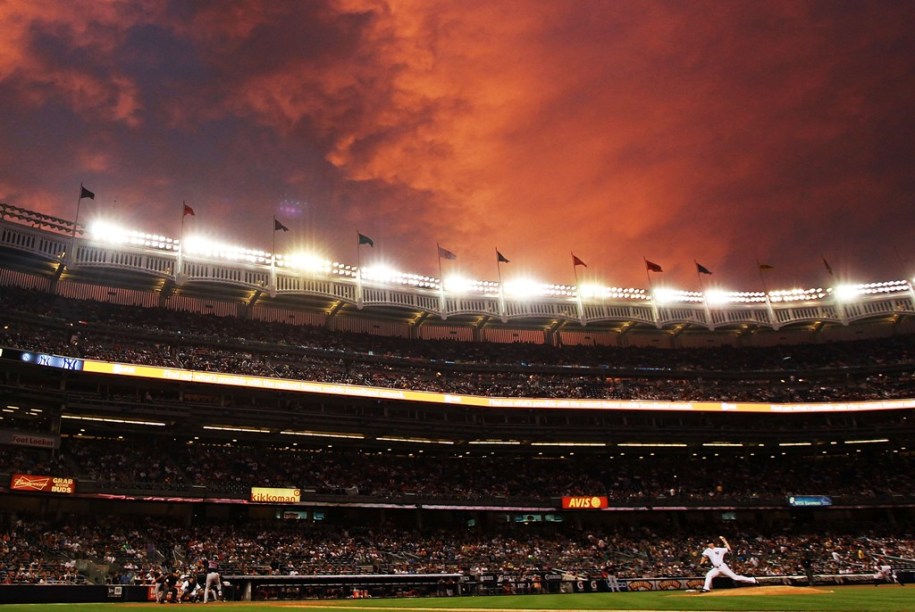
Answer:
[0,587,913,612]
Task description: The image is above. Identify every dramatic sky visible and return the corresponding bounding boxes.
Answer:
[1,0,913,290]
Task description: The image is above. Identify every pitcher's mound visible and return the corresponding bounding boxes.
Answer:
[696,585,830,596]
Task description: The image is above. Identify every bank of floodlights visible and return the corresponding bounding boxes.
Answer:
[75,216,914,304]
[652,287,703,304]
[768,287,829,302]
[276,252,332,275]
[851,280,910,296]
[89,220,177,251]
[359,264,438,289]
[182,235,271,265]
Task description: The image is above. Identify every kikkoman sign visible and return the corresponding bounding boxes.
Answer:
[250,487,301,503]
[561,495,608,509]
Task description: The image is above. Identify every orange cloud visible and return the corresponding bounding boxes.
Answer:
[1,1,912,290]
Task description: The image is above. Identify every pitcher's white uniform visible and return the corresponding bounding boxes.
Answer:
[701,537,758,591]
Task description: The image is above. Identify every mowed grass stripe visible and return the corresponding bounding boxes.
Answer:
[0,586,911,612]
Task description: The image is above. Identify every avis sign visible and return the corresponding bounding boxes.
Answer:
[561,495,608,509]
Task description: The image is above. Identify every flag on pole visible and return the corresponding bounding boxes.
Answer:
[183,202,195,216]
[645,259,663,273]
[822,256,834,276]
[274,218,289,232]
[758,263,774,271]
[572,254,587,267]
[496,250,509,263]
[437,245,457,260]
[79,185,95,200]
[358,233,374,247]
[696,262,712,275]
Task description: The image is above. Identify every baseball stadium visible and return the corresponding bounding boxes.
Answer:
[1,204,914,611]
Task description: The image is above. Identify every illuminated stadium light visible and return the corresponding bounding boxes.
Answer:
[89,220,178,251]
[703,289,729,306]
[578,283,604,299]
[834,284,860,302]
[652,287,705,304]
[617,442,688,448]
[530,442,607,447]
[277,252,332,274]
[542,283,578,298]
[360,265,438,289]
[280,430,365,440]
[61,414,166,427]
[61,210,914,309]
[576,285,649,300]
[849,280,911,296]
[468,439,522,445]
[330,262,358,278]
[183,234,271,264]
[503,278,548,299]
[359,264,400,283]
[203,425,271,434]
[376,436,455,445]
[844,438,890,445]
[651,287,677,305]
[702,442,744,447]
[768,287,828,302]
[443,274,474,294]
[778,442,812,446]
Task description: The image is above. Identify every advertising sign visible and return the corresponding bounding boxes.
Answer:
[11,474,75,494]
[251,487,301,503]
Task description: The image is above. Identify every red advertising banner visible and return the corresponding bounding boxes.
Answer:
[561,495,608,509]
[10,474,75,494]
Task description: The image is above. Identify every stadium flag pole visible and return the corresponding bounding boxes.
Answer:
[756,259,771,294]
[895,246,915,306]
[496,247,506,321]
[437,243,445,316]
[572,252,585,324]
[271,218,279,295]
[178,202,189,279]
[356,231,365,307]
[695,260,713,327]
[70,184,94,265]
[643,257,660,328]
[756,259,777,327]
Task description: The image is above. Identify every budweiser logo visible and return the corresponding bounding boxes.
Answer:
[12,474,50,490]
[11,474,75,494]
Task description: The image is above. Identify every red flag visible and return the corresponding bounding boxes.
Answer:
[645,259,662,273]
[183,203,195,216]
[572,254,587,267]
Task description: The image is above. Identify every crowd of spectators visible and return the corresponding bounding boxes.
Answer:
[3,436,915,503]
[1,287,913,404]
[2,286,915,594]
[1,513,912,587]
